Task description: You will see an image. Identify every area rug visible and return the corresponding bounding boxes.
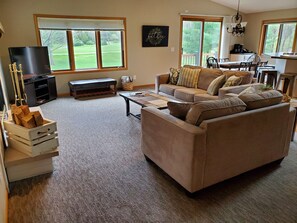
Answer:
[8,96,297,223]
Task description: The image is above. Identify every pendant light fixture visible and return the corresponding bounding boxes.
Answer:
[227,0,247,37]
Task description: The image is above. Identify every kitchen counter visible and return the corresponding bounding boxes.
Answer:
[265,53,297,97]
[268,53,297,60]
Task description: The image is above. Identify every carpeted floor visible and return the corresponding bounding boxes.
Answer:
[8,95,297,223]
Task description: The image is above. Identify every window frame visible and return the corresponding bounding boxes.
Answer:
[34,14,128,75]
[258,18,297,55]
[179,15,223,67]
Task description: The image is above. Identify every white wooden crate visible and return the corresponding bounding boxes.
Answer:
[4,119,59,157]
[4,119,57,140]
[7,136,59,157]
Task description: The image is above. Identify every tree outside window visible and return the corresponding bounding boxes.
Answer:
[40,30,70,70]
[181,17,222,67]
[36,15,127,73]
[262,22,296,54]
[72,31,97,69]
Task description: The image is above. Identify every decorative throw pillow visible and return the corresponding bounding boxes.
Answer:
[223,70,253,85]
[185,97,247,126]
[169,68,180,85]
[167,101,193,120]
[207,75,226,96]
[176,67,201,88]
[238,90,283,110]
[238,86,257,96]
[223,75,242,87]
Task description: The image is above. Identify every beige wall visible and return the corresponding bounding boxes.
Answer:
[244,8,297,54]
[0,0,237,97]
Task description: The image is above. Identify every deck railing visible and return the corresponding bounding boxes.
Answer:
[181,53,199,66]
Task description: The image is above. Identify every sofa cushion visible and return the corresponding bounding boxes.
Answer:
[159,84,186,96]
[238,86,257,95]
[222,93,239,99]
[167,101,193,120]
[223,70,253,85]
[177,67,201,88]
[197,68,223,90]
[183,65,203,69]
[185,97,247,126]
[174,88,207,102]
[194,94,219,102]
[207,75,226,96]
[169,68,180,85]
[223,75,242,87]
[238,90,283,110]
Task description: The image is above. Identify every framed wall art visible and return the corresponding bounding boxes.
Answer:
[142,25,169,47]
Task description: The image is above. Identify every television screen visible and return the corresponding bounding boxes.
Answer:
[8,46,51,77]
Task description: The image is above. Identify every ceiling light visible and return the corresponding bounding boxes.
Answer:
[227,0,247,37]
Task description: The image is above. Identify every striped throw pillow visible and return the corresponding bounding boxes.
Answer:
[177,67,201,88]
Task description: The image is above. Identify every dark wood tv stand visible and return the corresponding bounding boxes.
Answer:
[24,75,57,106]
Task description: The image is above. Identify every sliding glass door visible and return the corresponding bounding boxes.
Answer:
[181,21,202,66]
[180,16,222,67]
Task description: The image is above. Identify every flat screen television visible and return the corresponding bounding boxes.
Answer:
[8,46,51,78]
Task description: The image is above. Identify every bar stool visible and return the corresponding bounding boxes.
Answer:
[276,73,297,97]
[258,70,278,88]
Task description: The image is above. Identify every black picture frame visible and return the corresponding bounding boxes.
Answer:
[142,25,169,47]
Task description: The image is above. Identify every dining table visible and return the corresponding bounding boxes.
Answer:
[219,61,257,70]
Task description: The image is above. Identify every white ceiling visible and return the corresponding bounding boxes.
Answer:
[211,0,297,14]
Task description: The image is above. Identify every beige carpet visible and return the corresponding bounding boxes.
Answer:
[8,95,297,223]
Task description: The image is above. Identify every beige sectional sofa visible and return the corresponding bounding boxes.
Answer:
[141,91,296,194]
[155,66,255,102]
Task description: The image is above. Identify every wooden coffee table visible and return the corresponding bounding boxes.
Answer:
[119,91,178,119]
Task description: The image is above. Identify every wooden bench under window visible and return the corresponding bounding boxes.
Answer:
[68,78,117,99]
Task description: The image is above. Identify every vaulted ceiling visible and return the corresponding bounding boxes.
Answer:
[211,0,297,14]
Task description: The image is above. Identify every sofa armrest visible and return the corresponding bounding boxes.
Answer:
[284,106,296,152]
[218,83,264,99]
[141,107,207,192]
[155,73,170,93]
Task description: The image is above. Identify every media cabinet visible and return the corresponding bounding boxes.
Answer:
[24,75,57,106]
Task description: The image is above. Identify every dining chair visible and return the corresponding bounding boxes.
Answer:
[206,57,219,68]
[246,54,261,77]
[247,53,261,64]
[238,61,252,71]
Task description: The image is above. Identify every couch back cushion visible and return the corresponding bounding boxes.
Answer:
[167,101,193,120]
[207,75,226,96]
[183,65,203,69]
[197,68,223,90]
[238,90,283,110]
[169,68,180,85]
[223,70,253,85]
[185,97,247,126]
[222,75,242,87]
[177,67,201,88]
